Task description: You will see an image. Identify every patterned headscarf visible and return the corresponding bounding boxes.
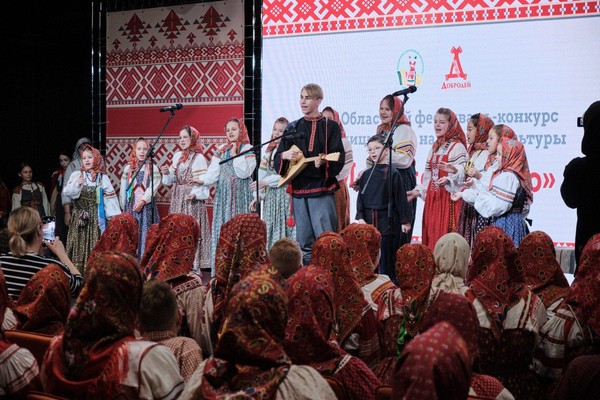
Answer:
[467,226,520,339]
[393,322,472,400]
[340,223,382,286]
[43,252,142,397]
[326,107,347,138]
[139,213,200,281]
[311,232,369,342]
[420,292,480,365]
[518,231,569,308]
[284,264,343,374]
[491,137,533,204]
[127,137,151,171]
[431,232,470,295]
[485,125,517,168]
[201,269,291,399]
[89,213,139,264]
[222,118,251,154]
[468,113,494,157]
[79,144,106,182]
[72,137,92,161]
[0,269,13,330]
[14,264,71,335]
[431,108,467,154]
[212,213,268,334]
[177,125,204,166]
[377,96,411,135]
[565,233,600,336]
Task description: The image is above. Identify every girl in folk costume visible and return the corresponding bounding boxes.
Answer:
[200,118,256,272]
[63,145,121,273]
[407,108,467,250]
[12,162,50,218]
[49,150,71,243]
[120,137,161,260]
[455,135,533,247]
[160,125,211,272]
[249,117,295,249]
[322,106,354,232]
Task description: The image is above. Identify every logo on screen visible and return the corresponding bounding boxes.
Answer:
[397,49,423,88]
[442,46,471,89]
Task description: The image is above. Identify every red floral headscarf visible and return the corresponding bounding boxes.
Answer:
[177,125,204,166]
[468,113,494,157]
[212,213,268,334]
[490,137,533,204]
[284,264,343,374]
[565,233,600,336]
[127,137,151,171]
[139,213,200,282]
[79,144,105,181]
[377,96,411,134]
[393,321,472,400]
[467,226,520,339]
[201,269,291,399]
[431,108,467,154]
[485,125,517,168]
[326,107,347,138]
[519,231,569,308]
[89,213,139,264]
[340,223,382,286]
[42,252,142,398]
[14,264,71,335]
[222,118,251,154]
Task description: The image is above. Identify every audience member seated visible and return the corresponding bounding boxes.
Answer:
[533,233,600,383]
[180,269,336,399]
[41,251,183,399]
[139,213,209,355]
[14,264,70,335]
[88,212,139,263]
[0,207,82,301]
[376,243,436,384]
[138,279,202,383]
[285,261,381,400]
[466,226,547,399]
[268,237,302,279]
[549,354,600,400]
[431,232,470,295]
[393,321,472,400]
[0,228,9,255]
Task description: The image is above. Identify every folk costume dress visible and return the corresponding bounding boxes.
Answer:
[12,181,50,218]
[202,121,256,273]
[50,165,68,242]
[120,145,161,260]
[161,125,211,272]
[63,145,121,274]
[415,110,467,250]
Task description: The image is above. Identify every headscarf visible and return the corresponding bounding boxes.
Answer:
[311,232,369,342]
[212,213,268,334]
[177,125,203,166]
[340,223,382,286]
[326,107,347,138]
[468,113,494,157]
[466,226,520,339]
[431,108,467,154]
[376,96,411,134]
[491,137,533,204]
[43,252,142,397]
[485,125,517,168]
[565,233,600,335]
[139,213,199,281]
[89,213,139,263]
[222,118,251,154]
[266,118,289,153]
[431,232,470,294]
[582,100,600,157]
[127,138,151,171]
[79,144,106,182]
[285,264,343,373]
[393,321,472,400]
[72,137,92,161]
[201,269,291,399]
[519,231,569,308]
[14,264,70,335]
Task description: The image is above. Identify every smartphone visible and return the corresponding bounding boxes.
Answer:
[42,216,56,243]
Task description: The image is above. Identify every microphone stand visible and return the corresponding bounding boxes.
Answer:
[219,129,299,216]
[127,109,178,223]
[361,93,410,280]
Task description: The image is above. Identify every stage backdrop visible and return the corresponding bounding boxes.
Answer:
[261,0,600,246]
[105,1,245,217]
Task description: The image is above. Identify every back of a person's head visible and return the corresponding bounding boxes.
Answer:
[269,237,302,279]
[7,207,39,256]
[139,279,178,332]
[0,228,10,254]
[582,100,600,156]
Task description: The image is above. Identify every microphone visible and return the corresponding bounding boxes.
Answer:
[283,128,304,140]
[159,103,183,112]
[391,86,417,97]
